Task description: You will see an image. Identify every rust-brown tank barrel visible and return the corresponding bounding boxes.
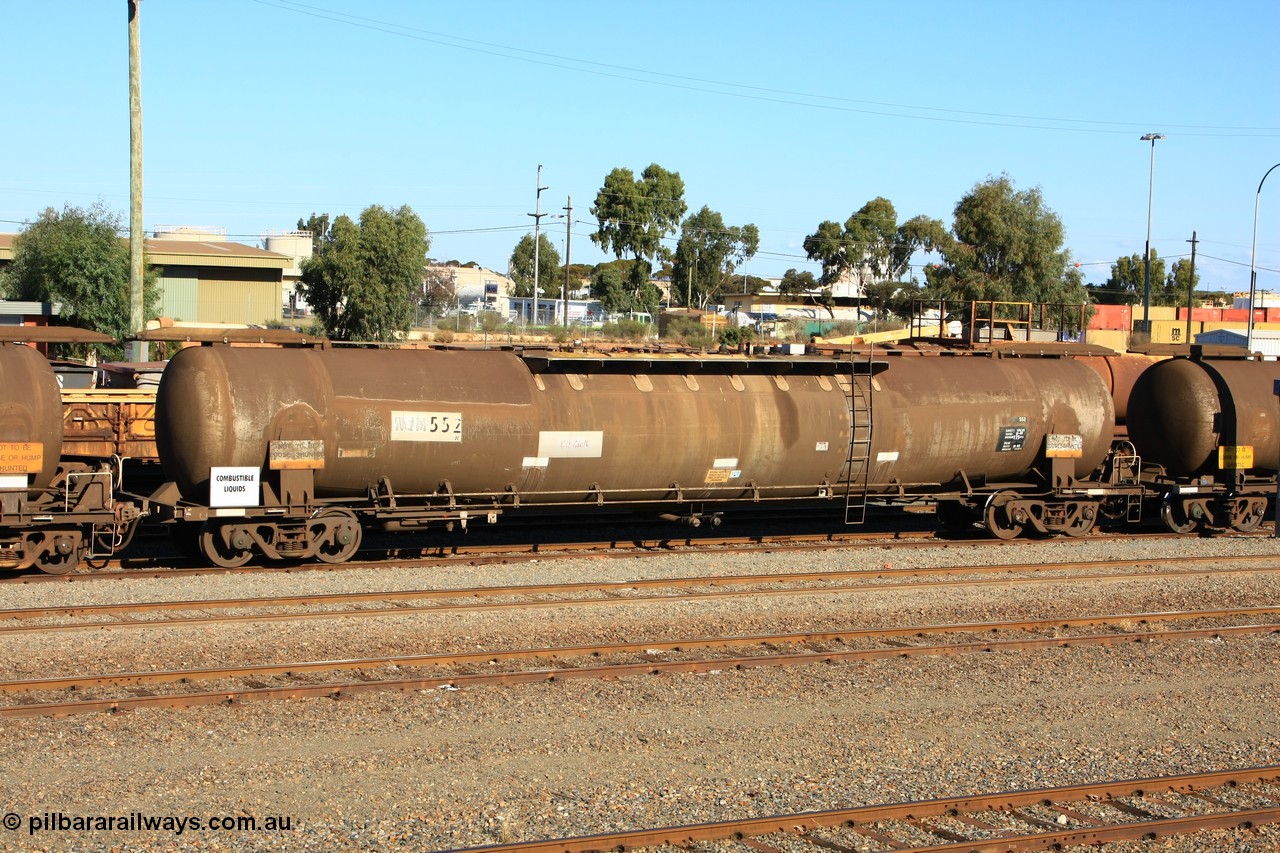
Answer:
[157,348,1116,505]
[1075,353,1161,426]
[0,344,64,490]
[155,347,854,503]
[865,355,1114,487]
[1127,357,1280,476]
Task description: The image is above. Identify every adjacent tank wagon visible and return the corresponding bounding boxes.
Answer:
[1127,354,1280,532]
[0,339,140,573]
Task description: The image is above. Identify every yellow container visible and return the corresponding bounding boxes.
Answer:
[1085,329,1129,350]
[1148,319,1200,344]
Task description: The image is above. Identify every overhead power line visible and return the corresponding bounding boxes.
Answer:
[253,0,1277,138]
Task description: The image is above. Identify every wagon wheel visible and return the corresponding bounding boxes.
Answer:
[31,531,87,575]
[199,522,255,568]
[983,491,1024,540]
[309,508,363,564]
[1159,495,1198,535]
[1062,503,1098,538]
[1228,497,1267,533]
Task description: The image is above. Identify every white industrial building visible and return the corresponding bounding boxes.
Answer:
[1195,327,1280,359]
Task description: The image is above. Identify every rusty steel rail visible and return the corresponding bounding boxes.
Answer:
[3,555,1279,637]
[8,552,1271,619]
[435,766,1280,853]
[2,616,1277,718]
[3,605,1279,693]
[2,526,1238,583]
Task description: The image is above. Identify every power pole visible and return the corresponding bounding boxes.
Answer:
[127,0,147,361]
[1185,231,1197,345]
[562,196,572,329]
[528,165,549,326]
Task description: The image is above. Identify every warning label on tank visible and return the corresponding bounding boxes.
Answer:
[270,439,326,469]
[0,442,42,475]
[391,411,463,442]
[1045,434,1084,458]
[995,426,1027,452]
[1219,445,1254,469]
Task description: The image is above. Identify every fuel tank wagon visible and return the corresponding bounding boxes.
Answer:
[1127,355,1280,533]
[0,343,64,490]
[152,345,1120,565]
[0,342,137,573]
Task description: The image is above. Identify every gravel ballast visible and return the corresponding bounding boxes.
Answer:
[1,534,1278,852]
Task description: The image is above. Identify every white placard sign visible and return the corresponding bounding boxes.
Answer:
[537,431,604,458]
[209,466,260,508]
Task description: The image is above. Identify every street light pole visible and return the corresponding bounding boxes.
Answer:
[1247,163,1280,354]
[1140,133,1166,335]
[528,165,549,326]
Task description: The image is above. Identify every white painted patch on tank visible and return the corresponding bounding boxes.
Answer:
[537,431,604,458]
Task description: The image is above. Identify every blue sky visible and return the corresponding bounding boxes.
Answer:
[3,0,1278,295]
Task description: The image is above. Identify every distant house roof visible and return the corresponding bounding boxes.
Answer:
[0,233,290,270]
[1196,327,1280,357]
[141,239,291,270]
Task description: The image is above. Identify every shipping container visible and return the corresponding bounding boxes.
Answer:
[1084,328,1129,351]
[1088,304,1131,331]
[1176,307,1223,321]
[1147,319,1201,345]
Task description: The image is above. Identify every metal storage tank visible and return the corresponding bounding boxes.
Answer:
[0,344,64,489]
[861,355,1114,488]
[1075,353,1161,426]
[154,347,852,504]
[1127,357,1280,476]
[263,230,313,278]
[155,348,1115,508]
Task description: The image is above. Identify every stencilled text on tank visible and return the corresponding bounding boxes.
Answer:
[390,411,463,442]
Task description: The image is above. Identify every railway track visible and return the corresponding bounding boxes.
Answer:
[3,523,1246,583]
[435,766,1280,853]
[3,552,1278,635]
[2,604,1277,718]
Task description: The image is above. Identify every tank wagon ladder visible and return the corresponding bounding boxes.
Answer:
[843,346,874,524]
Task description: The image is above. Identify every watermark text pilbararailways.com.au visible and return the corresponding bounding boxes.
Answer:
[5,810,294,836]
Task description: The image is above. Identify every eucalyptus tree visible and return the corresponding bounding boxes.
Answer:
[590,163,686,313]
[670,206,759,308]
[299,204,429,342]
[2,202,158,358]
[927,175,1084,306]
[508,233,562,298]
[804,197,947,292]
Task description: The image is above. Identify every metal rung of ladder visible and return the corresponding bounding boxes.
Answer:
[844,350,874,525]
